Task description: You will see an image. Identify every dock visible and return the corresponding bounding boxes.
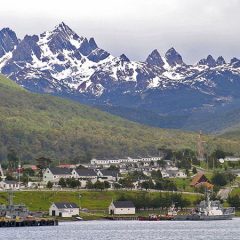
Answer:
[106,216,139,220]
[0,218,58,227]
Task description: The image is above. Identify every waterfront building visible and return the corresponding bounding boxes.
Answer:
[108,201,135,215]
[49,202,79,217]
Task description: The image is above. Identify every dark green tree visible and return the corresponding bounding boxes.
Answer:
[211,172,227,186]
[192,167,197,174]
[104,181,110,189]
[46,181,53,189]
[94,180,105,190]
[58,178,66,188]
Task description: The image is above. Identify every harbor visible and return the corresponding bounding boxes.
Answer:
[0,191,58,228]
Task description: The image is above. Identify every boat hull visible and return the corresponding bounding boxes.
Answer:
[174,214,234,221]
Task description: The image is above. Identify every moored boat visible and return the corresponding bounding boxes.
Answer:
[172,190,235,221]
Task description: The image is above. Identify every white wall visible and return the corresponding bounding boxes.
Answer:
[49,204,79,217]
[109,203,135,215]
[114,208,135,215]
[43,169,72,183]
[0,182,19,190]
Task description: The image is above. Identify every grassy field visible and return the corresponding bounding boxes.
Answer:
[0,190,201,212]
[169,178,193,192]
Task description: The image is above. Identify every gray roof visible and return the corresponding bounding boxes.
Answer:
[100,170,119,177]
[48,167,72,175]
[54,202,78,209]
[112,201,135,208]
[2,180,18,184]
[75,168,97,177]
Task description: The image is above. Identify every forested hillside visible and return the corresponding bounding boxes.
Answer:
[0,74,240,163]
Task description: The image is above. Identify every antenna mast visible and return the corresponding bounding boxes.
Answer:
[197,130,206,161]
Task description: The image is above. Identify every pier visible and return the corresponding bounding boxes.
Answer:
[0,218,58,227]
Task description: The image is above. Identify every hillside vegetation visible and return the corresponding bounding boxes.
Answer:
[0,74,240,163]
[0,191,200,211]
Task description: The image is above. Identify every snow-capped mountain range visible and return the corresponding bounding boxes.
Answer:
[1,22,240,130]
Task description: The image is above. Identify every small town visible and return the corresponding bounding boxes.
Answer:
[0,146,239,224]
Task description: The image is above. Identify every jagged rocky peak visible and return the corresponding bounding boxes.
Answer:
[146,49,164,67]
[165,47,184,66]
[54,22,75,35]
[216,56,226,65]
[89,37,98,49]
[80,37,110,62]
[10,34,41,62]
[230,57,240,68]
[0,28,19,58]
[42,22,82,54]
[79,37,98,56]
[198,55,216,67]
[119,54,130,62]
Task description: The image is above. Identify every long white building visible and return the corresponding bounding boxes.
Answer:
[90,156,162,166]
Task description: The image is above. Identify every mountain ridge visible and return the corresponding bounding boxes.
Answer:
[1,23,240,133]
[1,74,240,162]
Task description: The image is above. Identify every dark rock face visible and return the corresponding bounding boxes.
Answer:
[119,54,130,62]
[230,58,240,68]
[165,48,184,66]
[198,55,216,67]
[88,48,110,62]
[2,35,41,76]
[216,56,226,65]
[146,49,164,67]
[0,28,19,58]
[12,35,41,62]
[79,38,96,56]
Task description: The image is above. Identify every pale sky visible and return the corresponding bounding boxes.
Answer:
[0,0,239,63]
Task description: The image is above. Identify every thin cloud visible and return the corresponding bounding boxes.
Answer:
[0,0,239,63]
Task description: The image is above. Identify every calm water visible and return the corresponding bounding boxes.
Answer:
[0,219,239,240]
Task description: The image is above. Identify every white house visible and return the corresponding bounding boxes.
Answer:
[72,168,97,180]
[43,167,72,183]
[160,171,170,178]
[0,180,20,190]
[109,201,135,215]
[97,170,120,182]
[49,202,79,217]
[175,170,187,178]
[72,168,98,187]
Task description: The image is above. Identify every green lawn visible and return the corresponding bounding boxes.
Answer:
[169,178,193,192]
[0,190,200,212]
[230,188,240,195]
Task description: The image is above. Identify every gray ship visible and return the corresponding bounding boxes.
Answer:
[170,190,235,221]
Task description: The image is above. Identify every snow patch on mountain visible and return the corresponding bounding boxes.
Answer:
[0,22,240,104]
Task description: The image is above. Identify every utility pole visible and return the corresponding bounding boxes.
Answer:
[79,193,82,210]
[18,158,21,189]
